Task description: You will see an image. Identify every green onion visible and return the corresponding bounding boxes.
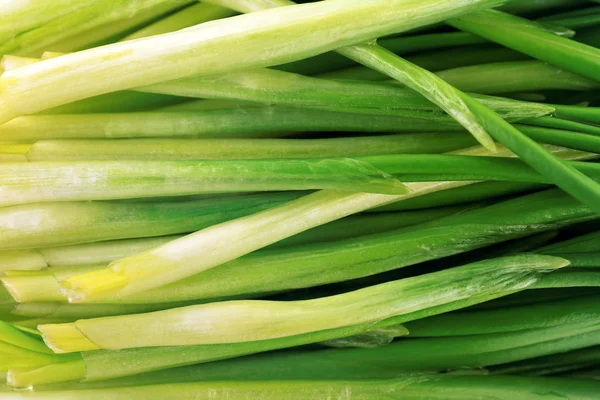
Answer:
[0,193,298,250]
[404,294,600,336]
[435,61,600,94]
[4,376,600,399]
[0,157,409,206]
[10,134,478,161]
[448,9,600,82]
[521,116,600,136]
[40,254,568,352]
[0,109,467,141]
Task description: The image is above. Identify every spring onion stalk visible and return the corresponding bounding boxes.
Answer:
[121,3,237,41]
[551,104,600,125]
[267,204,474,249]
[490,346,600,375]
[321,44,529,81]
[521,116,600,136]
[138,68,553,121]
[538,231,600,254]
[6,154,600,206]
[0,157,411,206]
[0,108,468,141]
[12,133,478,161]
[40,254,568,352]
[277,31,490,76]
[5,375,600,399]
[0,0,194,58]
[545,253,600,268]
[516,125,600,154]
[371,181,547,211]
[0,193,298,250]
[448,9,600,82]
[7,188,596,305]
[404,295,600,336]
[435,61,600,94]
[0,0,507,124]
[36,92,186,116]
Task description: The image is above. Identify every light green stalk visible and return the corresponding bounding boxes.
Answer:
[404,295,600,336]
[0,157,408,206]
[6,376,600,400]
[0,108,465,141]
[40,254,568,352]
[14,133,478,161]
[435,61,600,94]
[138,67,553,122]
[448,9,600,82]
[0,0,505,124]
[0,193,298,250]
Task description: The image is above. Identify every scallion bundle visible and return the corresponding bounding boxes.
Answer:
[2,0,600,397]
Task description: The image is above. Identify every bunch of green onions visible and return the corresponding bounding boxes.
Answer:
[1,0,600,398]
